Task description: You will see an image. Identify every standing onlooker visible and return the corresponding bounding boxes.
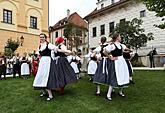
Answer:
[0,53,7,80]
[28,53,33,75]
[0,55,6,79]
[160,55,165,68]
[77,49,82,74]
[21,53,30,79]
[147,48,157,68]
[32,54,39,77]
[12,53,21,78]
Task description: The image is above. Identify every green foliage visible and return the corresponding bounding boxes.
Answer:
[0,71,165,113]
[142,0,165,29]
[4,38,20,56]
[64,23,87,51]
[114,18,154,51]
[131,53,145,67]
[64,23,74,40]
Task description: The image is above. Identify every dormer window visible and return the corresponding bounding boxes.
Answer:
[111,0,115,4]
[101,3,104,8]
[61,22,64,26]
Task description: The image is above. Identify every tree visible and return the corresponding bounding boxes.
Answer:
[4,38,20,56]
[142,0,165,29]
[113,18,154,52]
[64,23,87,51]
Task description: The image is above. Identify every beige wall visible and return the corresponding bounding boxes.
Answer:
[0,0,49,54]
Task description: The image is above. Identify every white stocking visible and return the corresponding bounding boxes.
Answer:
[96,85,100,94]
[47,89,53,98]
[107,86,113,98]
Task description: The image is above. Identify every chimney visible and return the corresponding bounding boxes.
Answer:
[67,9,70,19]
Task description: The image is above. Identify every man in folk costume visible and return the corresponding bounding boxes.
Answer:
[33,33,58,101]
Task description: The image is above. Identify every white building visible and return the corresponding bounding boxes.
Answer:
[85,0,165,56]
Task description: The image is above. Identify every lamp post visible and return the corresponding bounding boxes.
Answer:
[20,36,24,46]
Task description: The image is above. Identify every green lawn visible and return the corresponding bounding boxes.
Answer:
[0,70,165,113]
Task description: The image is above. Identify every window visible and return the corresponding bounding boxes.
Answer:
[100,24,105,35]
[109,22,114,33]
[76,29,82,36]
[3,9,12,24]
[101,4,104,8]
[55,31,58,38]
[140,10,146,18]
[120,18,126,24]
[80,38,83,44]
[30,16,37,29]
[111,0,115,4]
[92,27,97,37]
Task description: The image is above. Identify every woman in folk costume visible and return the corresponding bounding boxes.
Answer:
[123,44,135,84]
[32,54,39,77]
[85,48,99,82]
[93,37,112,96]
[48,37,78,95]
[21,52,30,79]
[68,51,81,79]
[33,33,58,101]
[103,32,130,101]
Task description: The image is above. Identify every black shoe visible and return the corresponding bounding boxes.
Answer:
[46,97,53,101]
[106,97,112,101]
[118,92,125,97]
[95,92,101,96]
[130,80,135,84]
[40,93,47,97]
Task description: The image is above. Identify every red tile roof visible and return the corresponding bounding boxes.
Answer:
[51,12,88,31]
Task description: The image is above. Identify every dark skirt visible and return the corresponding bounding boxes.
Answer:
[47,59,62,89]
[93,58,118,87]
[125,60,133,77]
[47,57,77,89]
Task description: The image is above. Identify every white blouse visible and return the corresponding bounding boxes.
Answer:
[105,42,126,53]
[39,42,57,52]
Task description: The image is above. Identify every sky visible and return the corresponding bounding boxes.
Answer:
[49,0,97,26]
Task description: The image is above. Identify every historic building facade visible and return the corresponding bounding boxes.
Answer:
[85,0,165,56]
[50,11,88,54]
[0,0,49,54]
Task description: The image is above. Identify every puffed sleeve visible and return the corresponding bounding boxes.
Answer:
[105,44,115,53]
[76,56,81,61]
[121,44,126,50]
[94,46,101,54]
[84,52,92,58]
[48,43,58,52]
[60,44,67,51]
[67,55,72,63]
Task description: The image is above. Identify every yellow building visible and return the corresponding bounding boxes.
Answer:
[0,0,49,54]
